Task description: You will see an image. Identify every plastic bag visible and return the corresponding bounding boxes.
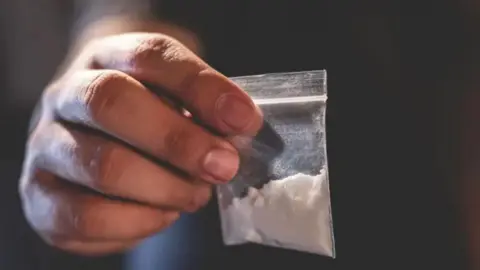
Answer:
[217,70,334,257]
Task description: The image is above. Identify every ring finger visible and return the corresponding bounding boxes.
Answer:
[53,69,239,184]
[28,122,212,212]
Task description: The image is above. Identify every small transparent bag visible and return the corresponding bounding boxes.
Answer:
[217,70,334,257]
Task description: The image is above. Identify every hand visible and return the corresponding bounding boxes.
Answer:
[19,33,263,255]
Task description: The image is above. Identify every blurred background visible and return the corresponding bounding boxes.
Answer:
[0,1,124,269]
[0,0,478,269]
[0,0,115,270]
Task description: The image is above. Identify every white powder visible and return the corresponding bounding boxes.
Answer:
[221,167,334,257]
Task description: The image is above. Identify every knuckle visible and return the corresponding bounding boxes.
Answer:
[17,165,38,201]
[92,143,125,192]
[18,180,36,220]
[160,125,192,162]
[17,174,30,199]
[71,200,103,237]
[20,173,69,238]
[26,124,58,158]
[83,70,129,123]
[172,66,205,107]
[26,117,55,153]
[82,39,103,68]
[71,212,90,237]
[130,35,181,68]
[26,127,43,151]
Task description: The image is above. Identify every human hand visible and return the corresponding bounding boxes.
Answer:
[19,33,262,255]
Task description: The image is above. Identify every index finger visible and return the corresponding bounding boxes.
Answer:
[90,33,263,136]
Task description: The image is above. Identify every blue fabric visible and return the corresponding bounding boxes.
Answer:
[126,212,206,270]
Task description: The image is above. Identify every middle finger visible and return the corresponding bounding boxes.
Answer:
[54,69,239,184]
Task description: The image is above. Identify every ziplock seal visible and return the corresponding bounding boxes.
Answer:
[217,70,335,258]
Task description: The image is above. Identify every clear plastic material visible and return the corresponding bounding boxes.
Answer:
[217,70,334,257]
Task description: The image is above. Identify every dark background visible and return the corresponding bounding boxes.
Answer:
[0,0,478,269]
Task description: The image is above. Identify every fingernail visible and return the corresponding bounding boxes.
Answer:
[216,93,255,131]
[203,149,239,183]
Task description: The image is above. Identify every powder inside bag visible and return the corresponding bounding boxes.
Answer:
[223,167,333,256]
